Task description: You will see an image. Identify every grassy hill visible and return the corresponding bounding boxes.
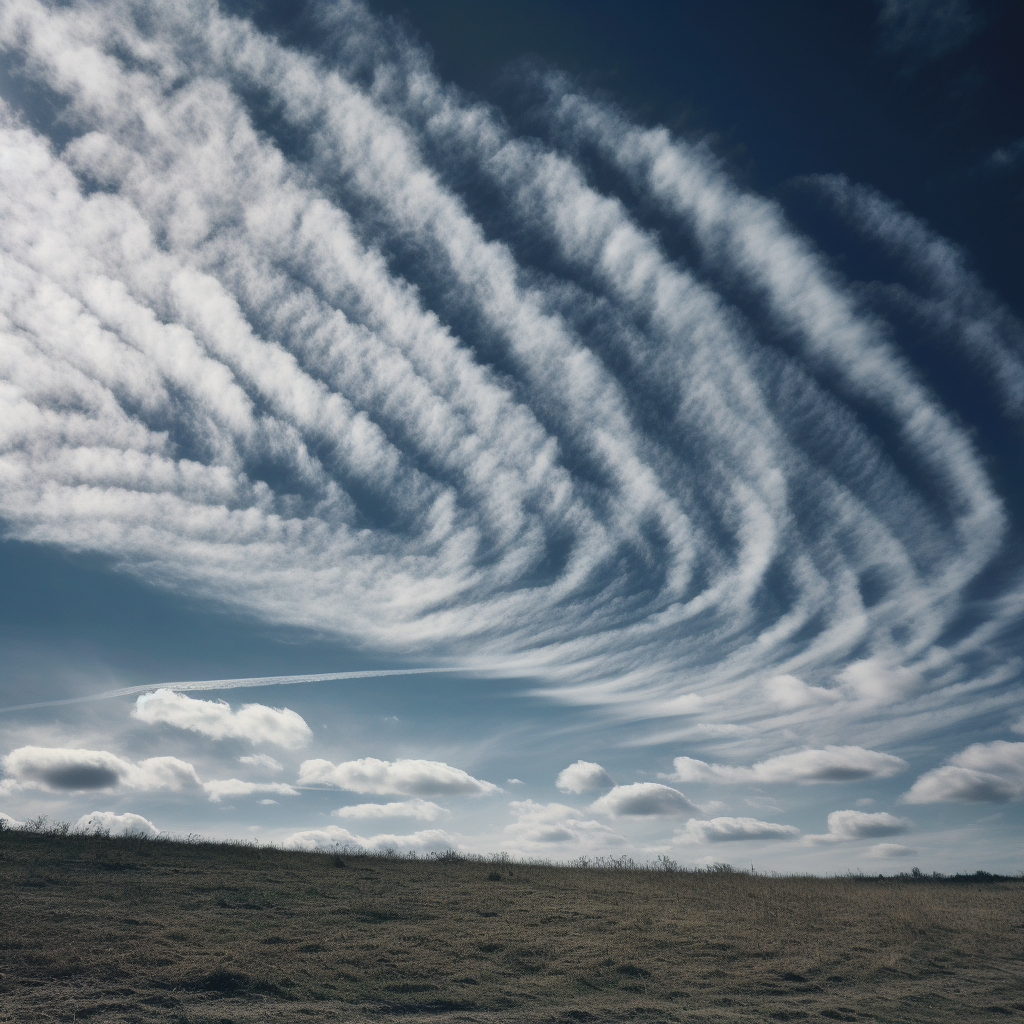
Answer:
[0,825,1021,1023]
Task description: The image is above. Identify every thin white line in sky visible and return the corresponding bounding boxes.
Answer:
[0,667,476,714]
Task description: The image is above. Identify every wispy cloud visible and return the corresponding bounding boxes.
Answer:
[0,0,1019,773]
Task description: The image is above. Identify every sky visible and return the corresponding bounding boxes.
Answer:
[1,0,1022,873]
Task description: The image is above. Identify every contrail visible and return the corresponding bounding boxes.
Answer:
[0,667,477,714]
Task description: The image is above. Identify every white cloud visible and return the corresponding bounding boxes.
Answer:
[764,675,840,709]
[0,812,24,828]
[865,843,918,859]
[500,800,626,851]
[555,760,615,793]
[134,690,311,748]
[281,826,458,853]
[590,783,696,817]
[297,758,499,797]
[238,753,284,771]
[507,778,524,785]
[804,809,913,844]
[0,0,1018,766]
[202,779,300,803]
[668,746,907,785]
[332,799,448,821]
[76,811,159,836]
[903,741,1024,803]
[1,746,201,794]
[837,659,919,704]
[674,816,800,844]
[1011,716,1024,735]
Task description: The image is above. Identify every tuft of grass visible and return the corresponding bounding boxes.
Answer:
[0,825,1020,1022]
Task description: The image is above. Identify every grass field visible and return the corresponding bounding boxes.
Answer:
[0,825,1021,1023]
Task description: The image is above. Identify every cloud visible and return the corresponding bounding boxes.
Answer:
[1,746,201,794]
[332,799,448,821]
[0,0,1018,762]
[555,760,615,793]
[133,690,311,748]
[202,779,300,803]
[238,754,284,771]
[501,800,626,850]
[667,746,908,785]
[764,675,840,710]
[804,809,913,844]
[590,783,696,817]
[297,758,499,797]
[837,659,920,704]
[75,811,159,836]
[281,826,458,853]
[874,0,981,63]
[903,741,1024,803]
[674,817,800,844]
[0,812,24,828]
[865,843,918,858]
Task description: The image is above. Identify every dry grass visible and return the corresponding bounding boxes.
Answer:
[0,827,1021,1023]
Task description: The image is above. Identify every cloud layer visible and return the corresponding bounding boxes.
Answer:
[0,0,1020,773]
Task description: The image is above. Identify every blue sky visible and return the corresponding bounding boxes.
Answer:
[1,0,1022,872]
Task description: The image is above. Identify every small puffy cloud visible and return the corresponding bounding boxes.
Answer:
[502,800,626,849]
[674,816,800,844]
[668,746,907,785]
[837,659,919,704]
[507,778,524,785]
[76,811,160,837]
[903,741,1024,803]
[590,782,696,817]
[239,754,284,771]
[764,675,840,709]
[1,746,201,794]
[333,799,448,821]
[202,779,300,803]
[282,826,458,853]
[297,757,499,797]
[865,843,918,858]
[556,760,615,794]
[805,809,913,844]
[134,690,311,749]
[826,809,912,839]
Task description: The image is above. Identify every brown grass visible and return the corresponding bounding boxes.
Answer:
[0,826,1021,1023]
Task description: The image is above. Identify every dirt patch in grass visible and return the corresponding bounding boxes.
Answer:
[0,828,1021,1022]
